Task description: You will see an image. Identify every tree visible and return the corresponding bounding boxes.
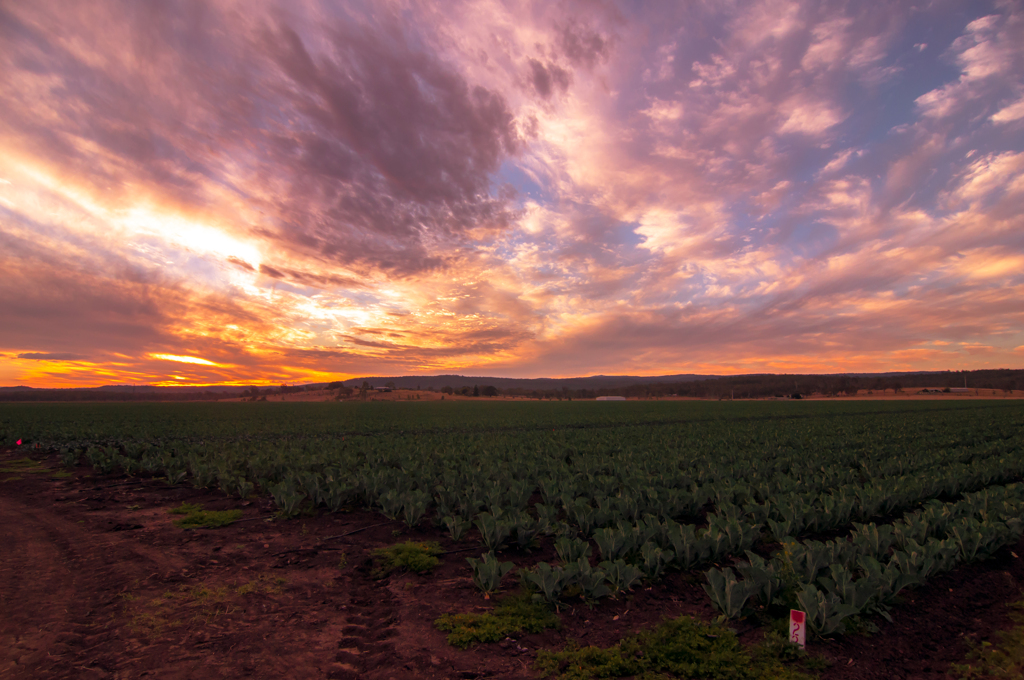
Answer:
[386,381,396,389]
[472,385,480,397]
[480,385,499,397]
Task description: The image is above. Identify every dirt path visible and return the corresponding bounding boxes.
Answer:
[0,451,526,679]
[0,494,93,678]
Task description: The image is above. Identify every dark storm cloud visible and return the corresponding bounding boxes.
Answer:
[265,20,519,204]
[558,20,611,69]
[527,59,571,98]
[0,1,521,277]
[248,14,522,274]
[258,262,363,289]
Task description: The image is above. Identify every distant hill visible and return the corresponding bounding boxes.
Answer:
[0,384,248,402]
[341,373,714,390]
[91,384,243,393]
[1,369,1019,401]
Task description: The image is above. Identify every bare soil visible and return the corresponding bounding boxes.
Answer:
[2,446,1024,680]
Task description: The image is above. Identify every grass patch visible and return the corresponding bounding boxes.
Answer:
[180,583,233,604]
[129,575,288,637]
[173,509,243,528]
[0,457,49,474]
[50,471,74,479]
[168,502,204,515]
[535,616,814,680]
[235,574,287,596]
[128,608,180,637]
[167,502,242,528]
[435,592,560,648]
[1,476,24,483]
[951,595,1024,679]
[371,540,442,578]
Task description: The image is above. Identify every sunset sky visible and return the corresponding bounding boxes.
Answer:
[2,1,1023,387]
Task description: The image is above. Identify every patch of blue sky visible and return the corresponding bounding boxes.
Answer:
[168,252,252,290]
[495,160,548,202]
[783,221,841,260]
[334,288,386,309]
[847,6,997,140]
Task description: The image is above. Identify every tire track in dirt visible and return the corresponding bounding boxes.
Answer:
[333,567,406,680]
[0,495,80,678]
[0,492,149,679]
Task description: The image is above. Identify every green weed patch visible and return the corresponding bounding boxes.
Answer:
[435,592,560,648]
[128,576,286,637]
[0,457,49,474]
[535,616,813,680]
[167,502,242,528]
[952,594,1024,679]
[234,574,287,596]
[168,502,204,515]
[371,540,442,578]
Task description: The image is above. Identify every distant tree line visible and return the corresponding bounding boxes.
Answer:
[439,385,499,397]
[2,369,1020,402]
[472,369,1024,401]
[592,369,1022,400]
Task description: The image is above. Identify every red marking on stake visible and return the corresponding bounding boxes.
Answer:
[16,439,22,445]
[790,609,806,648]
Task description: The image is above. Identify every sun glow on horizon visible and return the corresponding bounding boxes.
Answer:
[150,354,220,367]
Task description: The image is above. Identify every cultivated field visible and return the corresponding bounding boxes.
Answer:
[2,400,1023,679]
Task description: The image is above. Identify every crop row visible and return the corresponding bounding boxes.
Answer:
[449,481,1024,630]
[706,482,1024,633]
[6,400,1024,637]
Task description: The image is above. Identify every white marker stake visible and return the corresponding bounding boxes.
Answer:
[789,609,806,648]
